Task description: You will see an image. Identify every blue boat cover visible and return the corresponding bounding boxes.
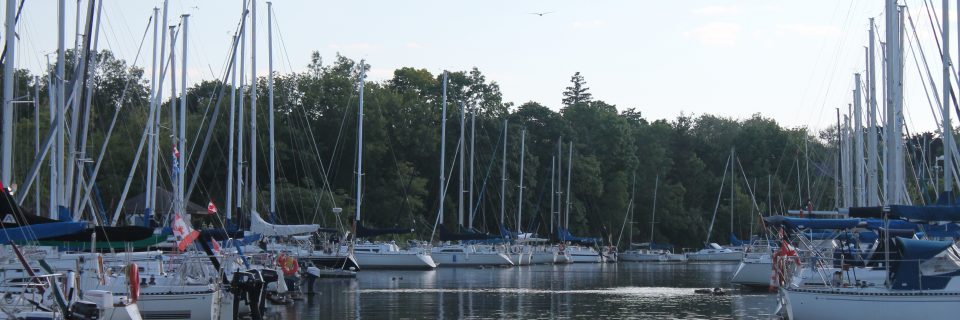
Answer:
[0,221,87,244]
[891,238,960,290]
[864,219,916,230]
[763,216,862,230]
[557,227,601,245]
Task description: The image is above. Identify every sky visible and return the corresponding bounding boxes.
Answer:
[8,0,956,132]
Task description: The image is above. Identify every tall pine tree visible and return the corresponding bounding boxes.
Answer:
[562,72,592,107]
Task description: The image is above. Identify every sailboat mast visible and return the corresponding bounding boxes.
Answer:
[236,0,247,215]
[550,156,555,238]
[147,0,169,226]
[268,1,277,219]
[1,0,15,186]
[884,1,902,205]
[867,18,879,206]
[650,175,658,245]
[180,14,190,213]
[468,109,475,229]
[458,102,465,227]
[517,128,526,235]
[943,0,953,198]
[854,73,864,206]
[355,61,365,224]
[168,27,177,210]
[250,0,259,214]
[500,119,507,226]
[556,137,562,232]
[564,142,572,229]
[730,147,735,240]
[438,71,447,226]
[226,32,237,223]
[145,7,159,222]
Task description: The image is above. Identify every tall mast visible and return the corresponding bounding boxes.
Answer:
[884,1,902,205]
[550,156,555,238]
[236,0,247,215]
[458,102,465,227]
[249,0,258,214]
[943,0,953,198]
[268,1,277,221]
[556,137,562,231]
[147,0,169,226]
[180,14,189,214]
[468,109,476,229]
[650,174,659,245]
[517,128,526,235]
[854,74,864,206]
[145,7,159,222]
[226,32,237,224]
[438,71,447,226]
[2,0,16,187]
[564,142,572,229]
[169,26,177,211]
[500,119,507,227]
[53,0,65,219]
[730,147,735,239]
[355,61,365,225]
[867,18,879,206]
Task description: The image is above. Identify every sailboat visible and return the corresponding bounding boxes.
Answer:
[686,150,744,262]
[430,73,512,267]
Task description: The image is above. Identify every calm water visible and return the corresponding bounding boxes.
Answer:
[277,263,779,319]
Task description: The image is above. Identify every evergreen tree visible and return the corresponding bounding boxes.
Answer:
[562,72,592,107]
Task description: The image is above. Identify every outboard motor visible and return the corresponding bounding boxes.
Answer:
[230,270,267,320]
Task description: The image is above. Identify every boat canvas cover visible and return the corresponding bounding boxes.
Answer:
[0,221,87,244]
[892,238,960,290]
[763,216,861,230]
[250,211,320,236]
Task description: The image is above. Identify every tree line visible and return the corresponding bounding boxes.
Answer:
[4,50,867,249]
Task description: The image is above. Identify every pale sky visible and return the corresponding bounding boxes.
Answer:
[9,0,955,132]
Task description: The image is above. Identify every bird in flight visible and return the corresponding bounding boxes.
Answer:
[529,11,554,17]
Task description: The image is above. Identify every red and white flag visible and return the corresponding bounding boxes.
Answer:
[211,238,222,252]
[172,213,199,251]
[207,200,218,215]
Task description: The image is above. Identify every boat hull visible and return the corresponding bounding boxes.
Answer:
[730,260,772,287]
[432,252,513,266]
[686,251,743,262]
[353,252,437,269]
[783,287,960,319]
[530,252,555,264]
[619,252,666,262]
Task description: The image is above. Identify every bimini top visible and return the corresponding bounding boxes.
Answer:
[891,238,960,290]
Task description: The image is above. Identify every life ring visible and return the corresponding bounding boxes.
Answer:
[512,246,521,254]
[278,254,299,276]
[127,263,140,302]
[558,244,566,252]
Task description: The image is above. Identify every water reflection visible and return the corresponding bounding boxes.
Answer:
[278,263,778,319]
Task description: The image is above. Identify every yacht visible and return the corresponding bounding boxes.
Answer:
[685,243,744,262]
[431,243,513,266]
[350,241,437,269]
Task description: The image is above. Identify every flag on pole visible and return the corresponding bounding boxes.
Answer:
[172,212,199,251]
[207,200,218,215]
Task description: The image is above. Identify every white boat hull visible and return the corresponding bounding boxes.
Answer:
[530,252,556,264]
[353,252,437,269]
[619,252,666,262]
[135,287,220,320]
[730,260,772,287]
[783,287,960,319]
[686,251,743,262]
[432,252,513,266]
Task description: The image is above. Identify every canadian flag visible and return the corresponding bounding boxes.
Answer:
[172,213,200,251]
[207,200,218,215]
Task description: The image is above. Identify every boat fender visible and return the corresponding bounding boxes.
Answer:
[127,263,140,302]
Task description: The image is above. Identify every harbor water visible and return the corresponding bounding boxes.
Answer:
[279,262,778,319]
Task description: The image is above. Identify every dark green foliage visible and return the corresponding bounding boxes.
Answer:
[6,51,850,250]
